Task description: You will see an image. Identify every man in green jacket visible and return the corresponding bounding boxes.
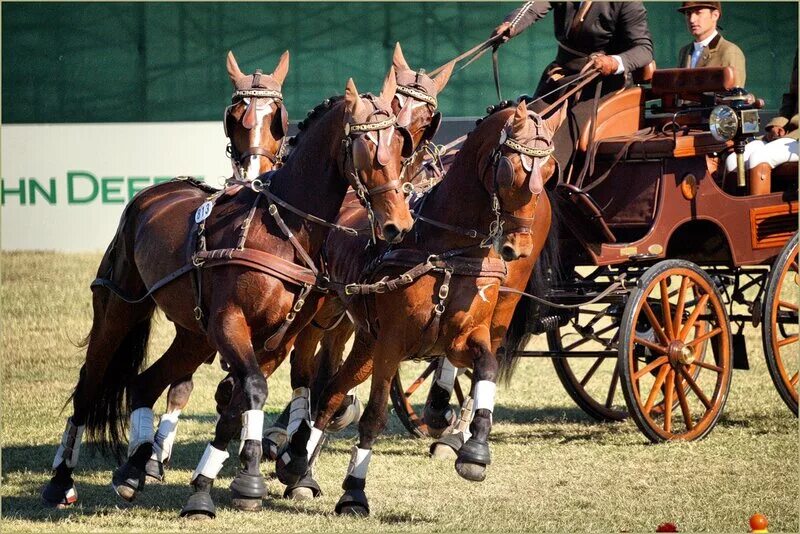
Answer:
[677,1,746,87]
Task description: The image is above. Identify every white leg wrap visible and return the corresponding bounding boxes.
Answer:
[435,358,458,392]
[191,443,230,483]
[238,409,264,454]
[286,387,311,437]
[473,380,497,413]
[128,407,155,456]
[151,410,181,463]
[346,446,372,480]
[52,418,85,470]
[306,427,324,460]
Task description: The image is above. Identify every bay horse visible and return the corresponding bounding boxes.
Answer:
[256,44,455,460]
[42,67,415,517]
[138,43,454,487]
[283,101,565,515]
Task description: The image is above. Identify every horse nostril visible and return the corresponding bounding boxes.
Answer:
[383,223,403,243]
[501,245,518,261]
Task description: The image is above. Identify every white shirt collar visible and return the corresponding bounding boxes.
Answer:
[694,30,718,51]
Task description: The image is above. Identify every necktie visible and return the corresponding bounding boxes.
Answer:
[691,46,704,68]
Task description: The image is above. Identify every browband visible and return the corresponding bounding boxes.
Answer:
[503,137,554,158]
[344,115,397,135]
[396,85,438,109]
[232,89,284,101]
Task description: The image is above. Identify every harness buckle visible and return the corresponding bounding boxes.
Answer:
[401,182,415,195]
[192,255,205,267]
[438,283,450,300]
[250,178,263,191]
[285,311,297,323]
[292,299,305,313]
[434,303,446,316]
[268,204,278,216]
[194,306,203,321]
[344,284,359,296]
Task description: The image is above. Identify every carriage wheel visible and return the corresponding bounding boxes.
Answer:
[762,232,799,415]
[390,359,472,438]
[619,260,732,442]
[549,305,629,422]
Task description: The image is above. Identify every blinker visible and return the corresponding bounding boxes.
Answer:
[496,156,515,187]
[352,135,372,170]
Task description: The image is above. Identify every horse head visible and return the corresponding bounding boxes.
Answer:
[224,50,290,180]
[391,43,455,151]
[341,68,415,243]
[481,100,566,261]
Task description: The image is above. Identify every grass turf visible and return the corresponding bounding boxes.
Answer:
[1,251,797,532]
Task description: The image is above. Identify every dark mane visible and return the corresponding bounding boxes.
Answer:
[288,92,382,147]
[475,99,517,127]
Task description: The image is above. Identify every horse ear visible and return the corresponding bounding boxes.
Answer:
[227,51,245,85]
[392,42,410,72]
[345,78,364,117]
[433,60,456,94]
[379,66,397,105]
[512,100,528,138]
[543,101,568,136]
[272,50,290,85]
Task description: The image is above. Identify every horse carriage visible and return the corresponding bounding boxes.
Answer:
[390,64,799,443]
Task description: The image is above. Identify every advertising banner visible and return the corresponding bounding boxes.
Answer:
[2,123,231,251]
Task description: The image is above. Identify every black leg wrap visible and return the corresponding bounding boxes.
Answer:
[275,421,310,486]
[429,431,465,457]
[112,460,146,502]
[42,474,78,508]
[327,395,363,433]
[454,438,491,482]
[145,458,165,482]
[283,473,323,500]
[180,489,216,519]
[335,477,369,516]
[423,384,456,439]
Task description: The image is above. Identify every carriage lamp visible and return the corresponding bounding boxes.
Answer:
[710,89,762,188]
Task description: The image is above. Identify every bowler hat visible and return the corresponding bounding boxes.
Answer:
[678,2,722,14]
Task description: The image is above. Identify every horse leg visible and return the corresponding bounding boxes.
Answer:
[145,372,195,482]
[112,327,212,502]
[422,357,459,438]
[454,328,497,483]
[312,318,361,433]
[332,334,400,516]
[182,311,268,517]
[42,285,154,508]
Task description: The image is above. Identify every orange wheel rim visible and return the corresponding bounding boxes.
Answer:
[770,247,799,403]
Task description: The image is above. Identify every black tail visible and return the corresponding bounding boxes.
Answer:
[78,311,154,460]
[498,191,564,385]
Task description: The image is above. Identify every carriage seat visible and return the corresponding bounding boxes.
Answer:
[651,67,735,109]
[576,61,655,152]
[593,129,732,160]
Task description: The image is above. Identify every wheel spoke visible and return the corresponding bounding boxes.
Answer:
[643,365,671,415]
[693,359,723,373]
[672,276,691,335]
[663,370,675,434]
[405,361,437,397]
[779,299,799,312]
[579,357,606,387]
[679,366,713,409]
[675,372,694,430]
[678,294,710,341]
[605,364,620,409]
[777,334,799,347]
[633,355,669,380]
[660,278,675,339]
[686,327,722,348]
[642,301,671,345]
[633,336,667,355]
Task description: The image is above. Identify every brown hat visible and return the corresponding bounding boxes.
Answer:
[678,2,722,14]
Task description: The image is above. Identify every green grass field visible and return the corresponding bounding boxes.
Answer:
[1,252,798,532]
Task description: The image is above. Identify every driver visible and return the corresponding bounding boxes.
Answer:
[491,1,654,102]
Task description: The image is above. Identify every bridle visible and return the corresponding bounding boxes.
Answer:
[224,70,288,180]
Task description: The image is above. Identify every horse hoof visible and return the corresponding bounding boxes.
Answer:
[230,470,267,500]
[430,443,458,460]
[289,487,314,501]
[180,490,216,519]
[335,488,370,516]
[231,495,263,512]
[41,480,78,508]
[112,462,145,502]
[145,458,165,483]
[454,460,487,482]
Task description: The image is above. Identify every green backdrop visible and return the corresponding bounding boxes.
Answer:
[3,1,797,123]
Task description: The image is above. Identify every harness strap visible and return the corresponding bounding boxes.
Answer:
[411,266,453,358]
[498,275,627,309]
[264,194,319,277]
[194,248,319,287]
[264,283,314,352]
[90,263,196,304]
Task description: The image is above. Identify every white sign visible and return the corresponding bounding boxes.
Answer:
[1,122,232,251]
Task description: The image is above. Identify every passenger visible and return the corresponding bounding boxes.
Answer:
[676,1,746,87]
[726,53,798,195]
[491,1,654,101]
